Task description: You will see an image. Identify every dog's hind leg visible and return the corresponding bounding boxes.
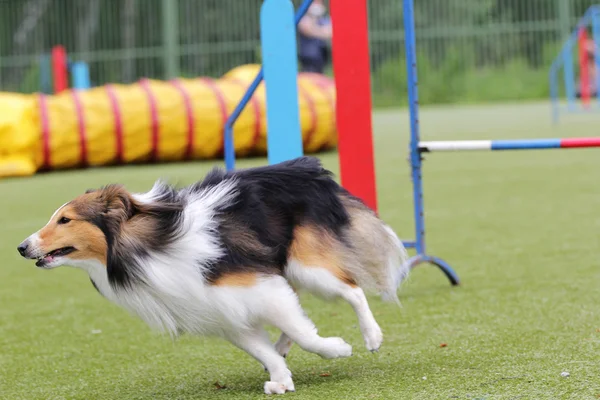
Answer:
[339,284,383,352]
[261,277,353,360]
[285,261,383,352]
[226,327,295,394]
[285,223,391,353]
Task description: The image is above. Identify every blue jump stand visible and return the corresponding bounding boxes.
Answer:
[402,0,460,286]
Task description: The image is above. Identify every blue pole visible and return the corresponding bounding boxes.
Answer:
[224,0,314,171]
[224,74,263,171]
[564,46,576,111]
[402,0,459,286]
[549,62,560,123]
[261,0,304,165]
[39,54,52,94]
[71,62,91,90]
[403,0,425,256]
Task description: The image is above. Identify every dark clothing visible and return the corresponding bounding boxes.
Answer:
[298,16,330,74]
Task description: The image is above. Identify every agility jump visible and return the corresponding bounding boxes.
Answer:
[550,5,600,122]
[406,0,600,284]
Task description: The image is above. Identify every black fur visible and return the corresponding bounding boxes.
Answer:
[194,156,354,283]
[110,186,184,289]
[84,157,362,288]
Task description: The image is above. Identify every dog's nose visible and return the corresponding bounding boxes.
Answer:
[17,242,29,257]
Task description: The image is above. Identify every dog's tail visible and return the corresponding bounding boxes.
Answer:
[340,195,410,304]
[380,225,410,303]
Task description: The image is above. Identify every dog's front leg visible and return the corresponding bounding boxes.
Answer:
[227,327,295,394]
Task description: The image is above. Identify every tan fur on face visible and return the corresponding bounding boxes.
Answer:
[39,184,185,270]
[289,224,357,286]
[211,271,258,287]
[38,203,107,264]
[38,185,138,266]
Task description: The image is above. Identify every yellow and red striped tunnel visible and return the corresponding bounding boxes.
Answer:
[0,64,337,179]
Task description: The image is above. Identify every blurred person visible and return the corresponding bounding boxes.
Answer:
[297,0,332,74]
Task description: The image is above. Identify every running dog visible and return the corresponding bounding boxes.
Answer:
[17,156,409,395]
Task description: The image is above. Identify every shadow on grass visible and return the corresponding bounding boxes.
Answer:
[96,358,381,400]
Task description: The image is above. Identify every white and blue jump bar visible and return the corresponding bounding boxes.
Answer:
[419,137,600,152]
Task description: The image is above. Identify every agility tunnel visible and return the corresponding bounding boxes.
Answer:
[0,64,337,179]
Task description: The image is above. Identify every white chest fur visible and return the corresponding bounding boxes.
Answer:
[72,180,249,337]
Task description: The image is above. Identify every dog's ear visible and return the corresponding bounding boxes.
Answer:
[85,188,97,194]
[98,184,139,221]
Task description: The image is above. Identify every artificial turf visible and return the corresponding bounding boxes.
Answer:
[1,102,599,399]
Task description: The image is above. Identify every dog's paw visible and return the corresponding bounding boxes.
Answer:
[363,324,383,352]
[319,337,353,359]
[264,377,295,395]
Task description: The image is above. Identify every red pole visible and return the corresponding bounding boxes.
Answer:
[51,45,68,93]
[578,28,590,108]
[330,0,378,213]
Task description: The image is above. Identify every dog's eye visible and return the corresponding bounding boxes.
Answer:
[57,217,71,225]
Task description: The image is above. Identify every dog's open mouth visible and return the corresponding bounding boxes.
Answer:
[36,247,76,267]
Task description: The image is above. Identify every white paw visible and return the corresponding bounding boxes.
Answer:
[319,337,353,359]
[264,377,295,394]
[363,323,383,352]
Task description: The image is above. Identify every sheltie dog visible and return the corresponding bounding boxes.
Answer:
[17,156,409,395]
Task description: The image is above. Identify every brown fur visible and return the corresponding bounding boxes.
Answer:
[36,184,182,269]
[287,195,401,297]
[84,184,180,246]
[219,217,277,261]
[289,224,357,286]
[37,203,107,264]
[211,271,258,287]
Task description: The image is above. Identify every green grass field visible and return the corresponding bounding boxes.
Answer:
[1,102,600,399]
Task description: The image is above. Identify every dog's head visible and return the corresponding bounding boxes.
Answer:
[17,185,137,269]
